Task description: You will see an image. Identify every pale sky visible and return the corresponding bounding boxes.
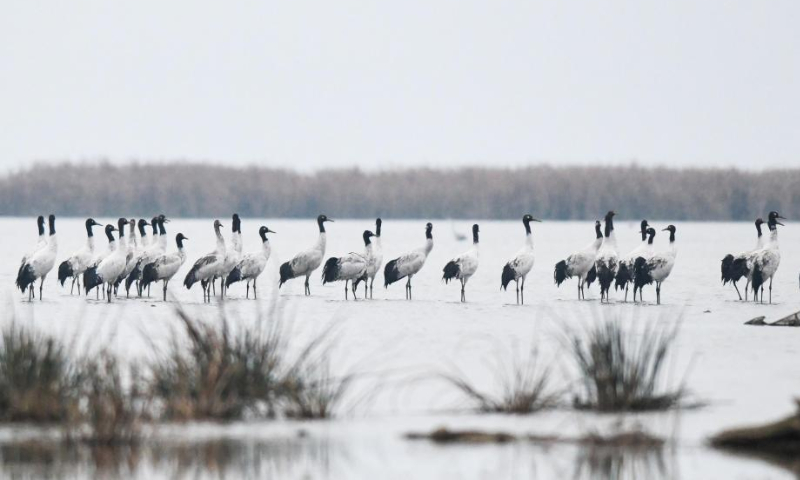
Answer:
[1,1,798,172]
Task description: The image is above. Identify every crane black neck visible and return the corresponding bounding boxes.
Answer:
[376,219,382,237]
[232,215,241,234]
[594,223,602,239]
[363,231,372,246]
[318,218,326,233]
[669,230,675,242]
[523,217,532,235]
[48,216,56,236]
[151,218,158,235]
[37,217,45,237]
[640,221,648,241]
[138,220,148,238]
[472,225,479,244]
[604,216,614,238]
[259,228,268,243]
[425,225,433,240]
[85,219,95,237]
[176,234,185,249]
[647,230,656,244]
[105,226,115,243]
[158,219,166,236]
[117,219,125,238]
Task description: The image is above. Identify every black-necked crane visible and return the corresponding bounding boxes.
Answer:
[354,218,383,299]
[750,211,785,304]
[384,222,433,300]
[83,218,128,303]
[279,215,332,296]
[141,233,189,301]
[58,218,102,294]
[220,213,242,297]
[721,218,764,301]
[443,224,480,302]
[501,214,541,305]
[226,226,275,299]
[322,230,373,300]
[554,220,603,300]
[594,211,619,303]
[614,219,650,302]
[16,214,57,301]
[184,219,226,303]
[633,225,677,305]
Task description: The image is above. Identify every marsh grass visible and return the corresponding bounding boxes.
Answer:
[146,307,283,420]
[0,323,75,422]
[569,319,683,412]
[147,306,353,421]
[67,353,146,445]
[439,349,558,414]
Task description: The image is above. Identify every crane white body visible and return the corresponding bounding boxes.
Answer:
[554,221,603,300]
[226,226,274,299]
[501,215,541,305]
[384,223,433,300]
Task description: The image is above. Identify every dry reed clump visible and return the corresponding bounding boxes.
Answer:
[569,320,683,412]
[147,307,351,421]
[67,353,146,445]
[0,323,76,422]
[439,349,557,414]
[0,322,145,445]
[146,308,283,420]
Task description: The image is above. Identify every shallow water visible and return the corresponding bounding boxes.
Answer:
[2,217,800,479]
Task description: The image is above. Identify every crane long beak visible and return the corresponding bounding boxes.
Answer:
[776,221,785,226]
[532,218,542,222]
[661,228,670,231]
[268,229,277,234]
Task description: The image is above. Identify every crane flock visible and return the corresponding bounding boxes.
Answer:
[13,211,789,305]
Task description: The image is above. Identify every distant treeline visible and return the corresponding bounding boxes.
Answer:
[0,162,797,220]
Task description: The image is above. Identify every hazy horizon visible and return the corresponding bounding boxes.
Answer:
[2,1,799,172]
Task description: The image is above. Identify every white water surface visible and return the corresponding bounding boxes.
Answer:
[2,217,799,479]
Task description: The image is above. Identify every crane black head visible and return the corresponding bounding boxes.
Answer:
[150,216,159,235]
[158,214,169,224]
[646,227,656,244]
[375,218,382,237]
[768,211,785,228]
[138,219,149,237]
[117,218,127,237]
[48,214,56,236]
[639,219,649,240]
[472,224,480,243]
[662,224,677,242]
[36,215,45,236]
[213,219,223,232]
[105,224,117,242]
[176,233,188,249]
[232,213,241,233]
[755,218,764,237]
[522,214,542,234]
[129,218,136,232]
[85,218,101,237]
[317,214,332,232]
[603,211,616,237]
[363,230,376,245]
[425,222,433,240]
[594,220,602,239]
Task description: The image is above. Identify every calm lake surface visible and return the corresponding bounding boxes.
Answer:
[2,217,799,479]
